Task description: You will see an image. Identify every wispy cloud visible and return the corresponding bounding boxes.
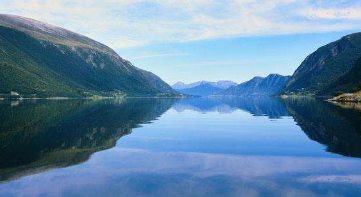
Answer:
[170,58,298,68]
[0,0,360,48]
[298,8,361,20]
[130,53,187,60]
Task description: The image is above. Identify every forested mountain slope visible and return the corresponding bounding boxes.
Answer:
[0,14,176,97]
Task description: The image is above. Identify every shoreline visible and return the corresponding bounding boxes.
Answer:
[328,93,361,103]
[0,96,188,100]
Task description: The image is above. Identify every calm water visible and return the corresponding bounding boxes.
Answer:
[1,98,361,197]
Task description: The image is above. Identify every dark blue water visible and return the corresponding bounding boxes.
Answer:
[1,97,361,197]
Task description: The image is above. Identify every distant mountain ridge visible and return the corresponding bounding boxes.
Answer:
[0,14,177,97]
[215,74,291,97]
[172,80,237,90]
[175,83,224,97]
[174,32,361,98]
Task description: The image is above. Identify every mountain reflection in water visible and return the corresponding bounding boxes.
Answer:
[1,97,361,197]
[284,98,361,158]
[172,97,290,118]
[174,97,361,157]
[0,99,176,181]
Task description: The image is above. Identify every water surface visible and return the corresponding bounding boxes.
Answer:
[1,97,361,197]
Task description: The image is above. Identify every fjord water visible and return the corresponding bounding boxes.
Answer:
[1,98,361,197]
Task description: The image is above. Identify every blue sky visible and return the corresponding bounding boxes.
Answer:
[118,31,359,84]
[1,0,361,84]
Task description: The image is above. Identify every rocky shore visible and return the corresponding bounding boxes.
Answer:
[329,92,361,102]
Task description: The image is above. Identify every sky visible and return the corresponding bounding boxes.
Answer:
[1,0,361,84]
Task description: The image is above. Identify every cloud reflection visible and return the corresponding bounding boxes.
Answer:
[1,148,361,197]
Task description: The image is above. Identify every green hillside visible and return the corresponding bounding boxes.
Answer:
[321,55,361,95]
[283,33,361,95]
[0,14,177,98]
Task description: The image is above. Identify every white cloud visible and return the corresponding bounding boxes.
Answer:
[0,0,360,48]
[130,53,187,60]
[298,8,361,20]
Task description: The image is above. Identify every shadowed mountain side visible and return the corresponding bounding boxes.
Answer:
[283,33,361,95]
[283,98,361,158]
[216,74,291,97]
[172,97,289,119]
[0,98,176,182]
[320,55,361,95]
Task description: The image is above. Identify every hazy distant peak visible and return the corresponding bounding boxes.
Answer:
[172,80,237,90]
[247,76,264,83]
[209,80,238,89]
[252,76,264,79]
[172,82,187,89]
[265,73,291,78]
[173,81,185,85]
[266,74,280,77]
[215,74,290,97]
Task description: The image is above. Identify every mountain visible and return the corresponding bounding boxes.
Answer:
[176,83,223,96]
[216,74,291,97]
[321,55,361,95]
[0,14,177,98]
[172,81,207,90]
[209,80,238,89]
[216,77,263,96]
[172,80,237,90]
[283,32,361,95]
